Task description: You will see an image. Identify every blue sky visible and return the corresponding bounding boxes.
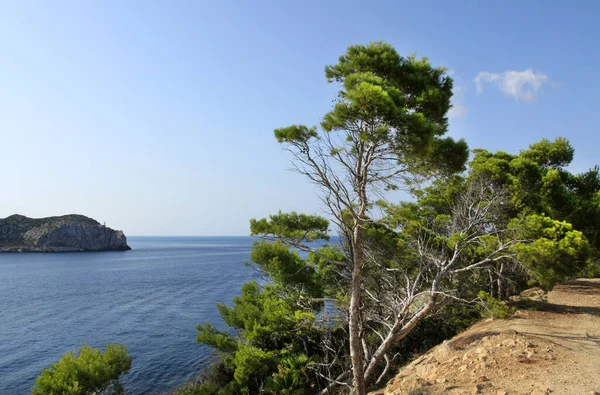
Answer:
[1,1,599,235]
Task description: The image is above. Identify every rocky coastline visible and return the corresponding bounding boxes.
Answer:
[0,214,131,252]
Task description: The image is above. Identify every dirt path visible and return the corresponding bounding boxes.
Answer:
[373,279,600,395]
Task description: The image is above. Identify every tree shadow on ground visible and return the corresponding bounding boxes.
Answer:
[556,279,600,296]
[517,330,600,351]
[510,300,600,316]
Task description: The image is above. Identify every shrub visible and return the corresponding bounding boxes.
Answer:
[477,291,516,319]
[32,344,132,395]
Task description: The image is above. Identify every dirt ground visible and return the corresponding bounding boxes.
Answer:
[372,279,600,395]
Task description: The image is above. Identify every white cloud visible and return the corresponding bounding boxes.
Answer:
[474,69,550,103]
[448,85,467,119]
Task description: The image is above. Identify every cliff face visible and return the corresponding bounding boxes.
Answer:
[0,214,131,252]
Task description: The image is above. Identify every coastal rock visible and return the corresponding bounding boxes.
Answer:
[0,214,131,252]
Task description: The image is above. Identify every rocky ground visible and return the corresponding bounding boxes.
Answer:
[372,279,600,395]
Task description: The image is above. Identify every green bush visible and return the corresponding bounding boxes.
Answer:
[581,260,600,278]
[477,291,516,319]
[32,344,132,395]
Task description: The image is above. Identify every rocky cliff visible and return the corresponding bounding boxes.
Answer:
[0,214,131,252]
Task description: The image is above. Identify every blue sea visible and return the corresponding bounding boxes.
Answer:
[0,236,260,395]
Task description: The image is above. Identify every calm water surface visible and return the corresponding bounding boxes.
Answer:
[0,236,259,394]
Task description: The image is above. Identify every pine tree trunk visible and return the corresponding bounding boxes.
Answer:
[489,270,498,298]
[497,263,505,300]
[349,224,366,395]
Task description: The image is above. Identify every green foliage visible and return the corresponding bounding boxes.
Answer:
[196,280,320,393]
[306,244,349,301]
[565,167,600,256]
[477,291,516,319]
[210,282,313,350]
[459,136,600,291]
[511,215,590,289]
[520,137,574,168]
[264,355,311,395]
[250,212,329,242]
[323,43,454,137]
[580,260,600,278]
[249,240,323,297]
[385,175,466,231]
[232,344,276,386]
[470,137,600,261]
[470,138,576,216]
[196,324,238,354]
[384,137,595,298]
[283,41,468,182]
[32,344,132,395]
[274,125,319,144]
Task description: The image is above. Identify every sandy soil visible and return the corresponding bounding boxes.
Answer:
[372,279,600,395]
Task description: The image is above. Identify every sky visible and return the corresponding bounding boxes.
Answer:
[1,1,599,236]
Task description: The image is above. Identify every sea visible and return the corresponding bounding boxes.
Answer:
[0,236,261,395]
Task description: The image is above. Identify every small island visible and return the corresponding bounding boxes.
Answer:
[0,214,131,252]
